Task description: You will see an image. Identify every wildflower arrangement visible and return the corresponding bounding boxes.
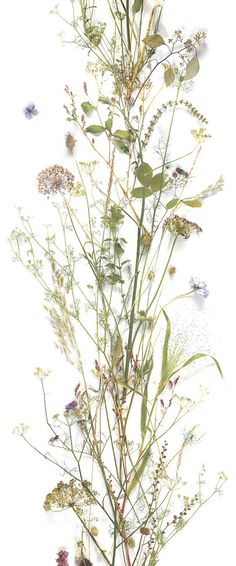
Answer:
[11,1,226,564]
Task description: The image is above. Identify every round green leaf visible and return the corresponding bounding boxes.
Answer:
[143,34,165,48]
[185,54,200,81]
[150,173,167,192]
[131,187,153,198]
[136,162,153,187]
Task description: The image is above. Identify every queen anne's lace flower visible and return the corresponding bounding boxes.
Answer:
[37,165,74,196]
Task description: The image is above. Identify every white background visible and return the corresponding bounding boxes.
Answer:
[0,0,236,564]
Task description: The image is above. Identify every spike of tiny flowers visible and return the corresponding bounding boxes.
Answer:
[65,400,77,411]
[56,549,69,566]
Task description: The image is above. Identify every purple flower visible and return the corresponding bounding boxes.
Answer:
[65,400,77,412]
[56,550,69,566]
[175,167,188,178]
[190,276,209,298]
[23,102,39,119]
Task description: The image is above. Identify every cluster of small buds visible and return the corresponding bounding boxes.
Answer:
[164,215,202,239]
[56,550,69,566]
[172,166,188,179]
[179,99,208,123]
[33,367,51,379]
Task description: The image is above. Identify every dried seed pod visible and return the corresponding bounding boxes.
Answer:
[140,526,150,535]
[65,132,76,152]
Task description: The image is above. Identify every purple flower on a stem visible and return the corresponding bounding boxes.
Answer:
[190,276,209,298]
[56,550,69,566]
[77,558,93,566]
[23,102,39,119]
[65,400,77,412]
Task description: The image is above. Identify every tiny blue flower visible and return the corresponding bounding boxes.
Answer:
[23,102,39,120]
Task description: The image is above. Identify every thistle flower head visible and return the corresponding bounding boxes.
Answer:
[37,165,74,197]
[56,550,69,566]
[164,215,202,239]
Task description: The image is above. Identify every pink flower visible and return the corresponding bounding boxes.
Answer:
[56,550,69,566]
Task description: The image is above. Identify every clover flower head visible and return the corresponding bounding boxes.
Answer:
[23,102,39,119]
[56,549,69,566]
[37,165,74,197]
[190,276,209,298]
[164,215,202,239]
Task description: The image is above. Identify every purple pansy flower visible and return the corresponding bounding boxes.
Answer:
[23,102,39,119]
[190,276,209,298]
[65,400,77,412]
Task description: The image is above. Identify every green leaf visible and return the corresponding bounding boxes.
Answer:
[113,129,136,141]
[161,310,171,379]
[141,358,153,440]
[150,173,167,192]
[111,336,122,369]
[131,187,153,198]
[164,67,175,87]
[166,198,180,209]
[182,199,202,208]
[136,162,153,187]
[114,140,129,154]
[98,95,110,104]
[132,0,143,12]
[169,353,223,381]
[143,34,165,48]
[105,118,113,133]
[85,125,105,134]
[81,101,96,114]
[185,54,200,81]
[127,446,151,495]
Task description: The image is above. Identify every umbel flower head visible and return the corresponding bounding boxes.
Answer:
[37,165,74,197]
[56,550,69,566]
[164,215,202,239]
